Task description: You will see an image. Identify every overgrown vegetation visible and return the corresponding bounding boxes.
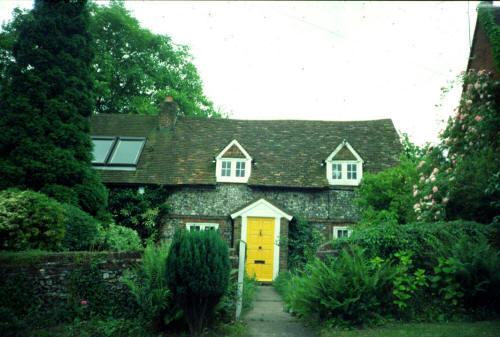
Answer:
[278,221,500,328]
[285,216,323,270]
[121,242,181,332]
[107,185,169,241]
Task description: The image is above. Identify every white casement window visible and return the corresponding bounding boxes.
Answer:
[221,161,231,177]
[333,226,353,239]
[332,163,342,180]
[325,140,363,186]
[235,161,246,177]
[186,222,219,231]
[216,140,252,183]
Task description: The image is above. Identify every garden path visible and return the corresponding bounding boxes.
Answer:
[243,285,317,337]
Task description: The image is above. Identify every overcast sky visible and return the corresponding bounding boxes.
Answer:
[0,1,480,146]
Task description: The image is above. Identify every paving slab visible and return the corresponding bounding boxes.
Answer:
[243,286,317,337]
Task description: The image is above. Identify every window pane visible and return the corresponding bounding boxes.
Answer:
[109,140,145,165]
[347,164,357,180]
[236,161,245,177]
[332,163,342,179]
[222,161,231,176]
[92,139,115,163]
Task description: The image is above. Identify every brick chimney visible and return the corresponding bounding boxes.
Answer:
[158,96,178,130]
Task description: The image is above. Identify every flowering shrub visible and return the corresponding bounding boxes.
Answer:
[414,70,500,223]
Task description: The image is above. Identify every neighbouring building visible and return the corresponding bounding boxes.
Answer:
[468,2,500,77]
[90,98,401,281]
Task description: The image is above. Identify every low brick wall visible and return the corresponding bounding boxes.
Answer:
[1,250,142,305]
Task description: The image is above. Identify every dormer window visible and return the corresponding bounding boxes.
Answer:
[216,140,252,183]
[325,140,363,186]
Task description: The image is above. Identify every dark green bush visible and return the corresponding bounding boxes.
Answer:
[286,246,397,328]
[40,184,79,206]
[0,189,65,251]
[61,204,99,251]
[107,185,169,240]
[331,220,497,270]
[166,229,230,336]
[436,237,500,316]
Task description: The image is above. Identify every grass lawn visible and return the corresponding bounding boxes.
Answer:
[320,321,500,337]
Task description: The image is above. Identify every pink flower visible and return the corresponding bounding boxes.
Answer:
[417,216,423,221]
[417,160,426,169]
[433,168,439,174]
[442,197,449,204]
[433,186,438,193]
[81,300,87,305]
[483,82,488,88]
[419,176,425,182]
[460,70,465,75]
[429,194,433,199]
[413,203,420,210]
[475,115,483,122]
[474,82,481,89]
[431,176,436,182]
[413,190,418,197]
[413,184,418,190]
[478,70,485,76]
[462,124,466,130]
[432,199,436,205]
[466,100,472,105]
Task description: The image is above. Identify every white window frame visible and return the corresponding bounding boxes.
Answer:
[333,226,353,239]
[186,222,219,231]
[325,140,363,186]
[216,139,252,183]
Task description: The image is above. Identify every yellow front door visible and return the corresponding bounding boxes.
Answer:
[246,217,275,281]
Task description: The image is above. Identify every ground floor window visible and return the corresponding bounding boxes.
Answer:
[186,222,219,231]
[333,225,353,239]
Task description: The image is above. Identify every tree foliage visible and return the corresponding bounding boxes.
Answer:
[88,1,218,117]
[0,0,107,216]
[165,229,230,336]
[356,134,423,225]
[0,1,219,118]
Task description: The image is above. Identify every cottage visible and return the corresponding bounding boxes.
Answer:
[90,98,401,281]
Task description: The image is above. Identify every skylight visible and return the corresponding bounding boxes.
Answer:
[91,137,115,164]
[91,136,146,170]
[109,139,145,165]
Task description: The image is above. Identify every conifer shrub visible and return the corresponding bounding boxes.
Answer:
[165,229,230,336]
[61,204,99,251]
[0,189,65,251]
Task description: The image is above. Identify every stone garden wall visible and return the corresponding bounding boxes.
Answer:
[1,251,142,306]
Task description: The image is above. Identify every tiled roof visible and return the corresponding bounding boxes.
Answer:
[90,115,401,188]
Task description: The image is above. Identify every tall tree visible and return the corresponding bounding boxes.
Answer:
[89,1,218,117]
[0,0,107,216]
[0,1,219,117]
